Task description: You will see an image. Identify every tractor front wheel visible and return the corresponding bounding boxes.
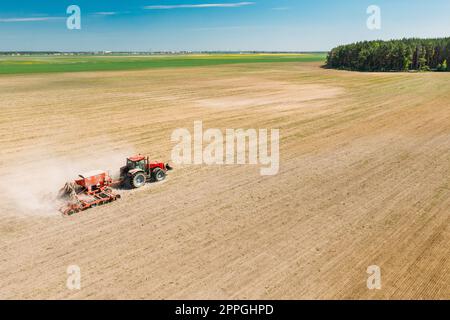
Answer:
[152,168,166,182]
[131,172,146,189]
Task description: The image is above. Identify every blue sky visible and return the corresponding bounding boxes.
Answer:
[0,0,449,51]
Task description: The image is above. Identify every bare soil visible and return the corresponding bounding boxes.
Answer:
[0,62,448,299]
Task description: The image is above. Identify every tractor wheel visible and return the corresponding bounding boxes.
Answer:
[131,172,146,189]
[152,168,166,182]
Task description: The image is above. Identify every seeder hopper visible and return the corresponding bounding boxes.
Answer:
[58,170,121,216]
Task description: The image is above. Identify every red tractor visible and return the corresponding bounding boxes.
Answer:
[120,155,173,189]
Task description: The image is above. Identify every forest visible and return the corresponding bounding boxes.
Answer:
[326,38,450,72]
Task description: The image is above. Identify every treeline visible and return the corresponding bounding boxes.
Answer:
[326,38,450,72]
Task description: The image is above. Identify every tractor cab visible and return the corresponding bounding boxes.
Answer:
[126,155,147,171]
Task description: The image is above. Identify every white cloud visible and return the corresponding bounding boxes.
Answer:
[94,12,118,16]
[0,17,64,22]
[144,2,255,10]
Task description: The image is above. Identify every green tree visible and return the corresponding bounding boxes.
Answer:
[326,37,450,72]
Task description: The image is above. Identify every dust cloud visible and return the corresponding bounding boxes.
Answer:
[0,142,135,217]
